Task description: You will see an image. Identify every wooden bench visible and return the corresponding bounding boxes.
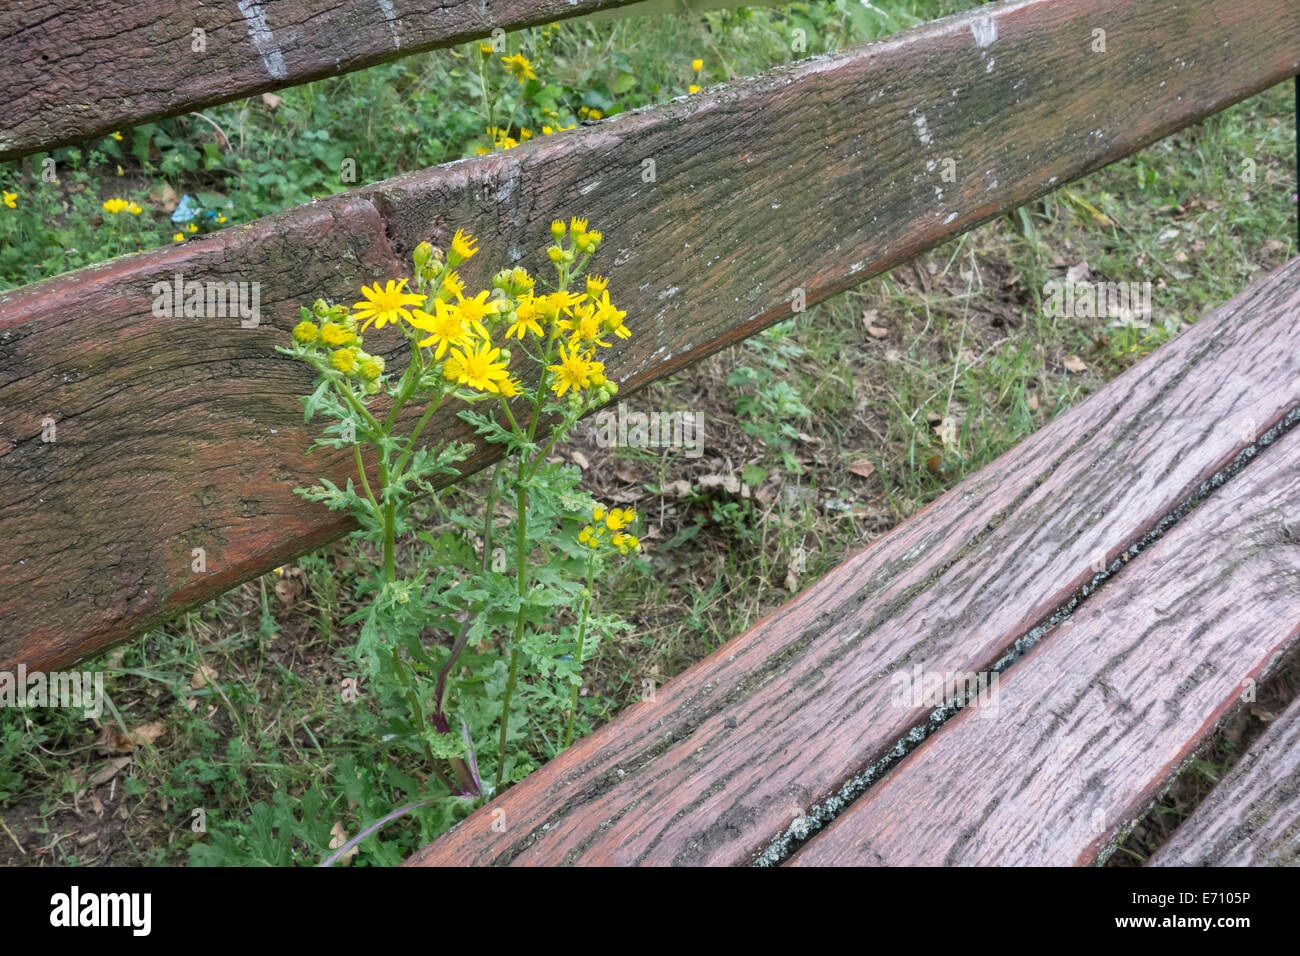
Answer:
[2,0,1299,866]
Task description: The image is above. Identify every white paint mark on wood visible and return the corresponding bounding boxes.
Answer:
[970,16,997,48]
[237,1,288,80]
[376,0,402,49]
[911,111,933,146]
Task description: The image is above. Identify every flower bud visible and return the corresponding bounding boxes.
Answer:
[498,348,511,362]
[547,245,564,263]
[292,320,319,345]
[413,241,434,269]
[312,298,330,319]
[607,381,619,395]
[551,220,566,240]
[493,268,513,290]
[563,248,576,263]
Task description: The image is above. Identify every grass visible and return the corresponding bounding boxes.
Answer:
[0,1,1296,866]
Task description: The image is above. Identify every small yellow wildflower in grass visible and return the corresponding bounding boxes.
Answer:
[479,42,494,58]
[172,232,185,242]
[547,344,593,397]
[689,84,701,94]
[410,300,470,358]
[331,347,359,375]
[126,202,142,215]
[102,198,129,214]
[501,53,535,83]
[115,165,124,176]
[605,507,636,531]
[352,278,426,331]
[319,321,355,346]
[188,223,198,233]
[216,214,227,224]
[3,191,16,209]
[112,131,123,141]
[611,531,641,554]
[450,228,478,263]
[692,58,703,72]
[520,129,533,141]
[446,340,510,393]
[585,274,608,299]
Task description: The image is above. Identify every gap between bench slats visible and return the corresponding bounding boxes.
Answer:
[1148,694,1300,867]
[405,257,1300,866]
[789,413,1300,866]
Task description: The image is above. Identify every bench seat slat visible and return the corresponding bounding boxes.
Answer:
[789,414,1300,866]
[1149,695,1300,867]
[406,257,1300,866]
[5,0,1298,674]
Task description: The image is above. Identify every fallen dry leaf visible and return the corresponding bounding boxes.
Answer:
[1027,393,1040,411]
[329,821,359,865]
[87,756,132,788]
[1063,354,1089,373]
[190,664,219,689]
[570,450,590,470]
[261,91,284,110]
[848,459,877,480]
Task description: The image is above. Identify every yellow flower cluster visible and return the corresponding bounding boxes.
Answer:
[291,300,386,391]
[289,221,625,404]
[578,505,641,554]
[102,198,142,215]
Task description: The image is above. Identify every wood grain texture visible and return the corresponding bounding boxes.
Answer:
[406,258,1300,866]
[4,0,1299,670]
[0,0,643,161]
[1149,695,1300,867]
[789,423,1300,867]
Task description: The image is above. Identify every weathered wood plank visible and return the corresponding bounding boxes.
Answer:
[788,422,1300,867]
[0,0,644,162]
[4,0,1299,670]
[405,258,1300,866]
[1149,695,1300,867]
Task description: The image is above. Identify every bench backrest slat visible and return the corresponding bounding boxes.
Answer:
[0,0,644,161]
[2,0,1298,670]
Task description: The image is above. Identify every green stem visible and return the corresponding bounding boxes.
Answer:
[563,555,596,749]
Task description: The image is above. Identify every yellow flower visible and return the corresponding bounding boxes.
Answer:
[440,270,466,299]
[112,131,123,141]
[479,42,494,57]
[585,274,608,299]
[126,202,142,215]
[292,320,319,344]
[689,84,700,94]
[499,375,523,398]
[446,340,510,393]
[505,296,545,339]
[612,531,640,554]
[454,289,501,336]
[172,232,185,242]
[216,214,227,224]
[450,228,478,263]
[187,223,198,232]
[593,505,607,523]
[475,146,491,156]
[501,53,535,83]
[352,278,426,332]
[594,291,629,339]
[410,300,470,358]
[319,321,355,346]
[115,165,124,176]
[102,198,129,214]
[2,191,16,209]
[692,58,703,72]
[331,348,359,375]
[560,303,610,348]
[606,507,636,531]
[547,344,593,397]
[358,356,386,380]
[570,217,588,236]
[520,128,533,141]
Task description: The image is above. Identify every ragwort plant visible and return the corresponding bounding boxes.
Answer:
[281,218,640,860]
